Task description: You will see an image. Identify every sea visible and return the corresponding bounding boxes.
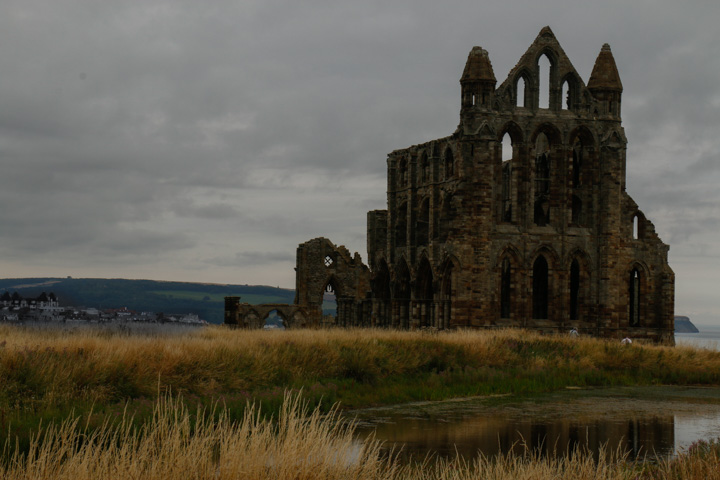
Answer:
[675,324,720,351]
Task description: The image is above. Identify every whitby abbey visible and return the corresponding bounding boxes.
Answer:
[226,27,675,342]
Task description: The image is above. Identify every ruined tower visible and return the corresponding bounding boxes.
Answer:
[227,27,674,342]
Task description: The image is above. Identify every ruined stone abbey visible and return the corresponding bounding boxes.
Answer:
[226,27,675,342]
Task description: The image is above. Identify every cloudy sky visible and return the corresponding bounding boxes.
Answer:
[1,1,719,324]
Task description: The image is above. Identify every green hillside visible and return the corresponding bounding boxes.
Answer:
[0,278,295,324]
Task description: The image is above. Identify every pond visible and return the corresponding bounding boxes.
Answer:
[348,386,720,463]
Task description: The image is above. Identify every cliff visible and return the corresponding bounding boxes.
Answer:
[674,316,699,333]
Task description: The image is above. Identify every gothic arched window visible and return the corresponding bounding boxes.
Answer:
[570,259,580,320]
[501,258,511,318]
[532,255,549,319]
[629,268,640,327]
[534,133,551,226]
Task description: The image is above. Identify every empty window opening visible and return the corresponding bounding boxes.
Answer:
[534,133,550,226]
[472,94,477,106]
[501,258,511,318]
[322,283,337,321]
[264,310,285,330]
[572,140,583,187]
[538,54,551,109]
[501,133,514,222]
[570,260,580,320]
[516,77,526,107]
[629,268,640,327]
[535,134,550,193]
[398,159,407,187]
[532,255,549,319]
[502,161,513,223]
[501,133,513,162]
[324,255,334,267]
[562,80,571,110]
[632,214,639,239]
[571,195,583,226]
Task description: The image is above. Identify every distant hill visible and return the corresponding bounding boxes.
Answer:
[0,278,295,324]
[675,316,700,333]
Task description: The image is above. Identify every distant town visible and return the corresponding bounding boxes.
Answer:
[0,291,207,326]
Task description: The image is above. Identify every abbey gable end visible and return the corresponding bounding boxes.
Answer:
[225,27,674,343]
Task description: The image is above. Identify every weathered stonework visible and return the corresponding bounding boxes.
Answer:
[226,27,674,343]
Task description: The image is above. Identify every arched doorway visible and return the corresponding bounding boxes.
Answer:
[263,309,285,330]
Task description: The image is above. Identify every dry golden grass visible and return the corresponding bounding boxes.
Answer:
[2,325,720,416]
[0,393,397,480]
[1,392,718,480]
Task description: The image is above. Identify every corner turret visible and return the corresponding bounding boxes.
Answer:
[460,46,496,113]
[588,43,623,118]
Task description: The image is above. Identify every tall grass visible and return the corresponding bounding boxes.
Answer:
[1,325,720,437]
[1,393,718,480]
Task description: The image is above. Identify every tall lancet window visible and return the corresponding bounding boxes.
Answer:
[538,54,551,109]
[501,258,511,318]
[501,133,514,223]
[532,255,549,319]
[572,140,583,188]
[570,260,580,320]
[629,268,640,327]
[534,133,551,226]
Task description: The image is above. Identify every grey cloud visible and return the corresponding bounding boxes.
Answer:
[171,201,240,220]
[0,0,719,318]
[91,228,196,256]
[206,251,296,268]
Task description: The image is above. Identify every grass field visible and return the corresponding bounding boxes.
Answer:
[1,325,720,478]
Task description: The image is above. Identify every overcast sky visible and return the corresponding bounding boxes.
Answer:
[1,1,719,324]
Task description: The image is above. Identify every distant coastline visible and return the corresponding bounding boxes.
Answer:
[675,323,720,351]
[675,316,699,333]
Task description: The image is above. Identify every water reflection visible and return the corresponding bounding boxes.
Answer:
[350,387,720,463]
[363,412,674,462]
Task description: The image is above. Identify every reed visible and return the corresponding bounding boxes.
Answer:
[1,392,718,480]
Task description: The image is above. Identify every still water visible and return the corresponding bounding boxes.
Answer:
[347,327,720,462]
[675,324,720,351]
[350,387,720,462]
